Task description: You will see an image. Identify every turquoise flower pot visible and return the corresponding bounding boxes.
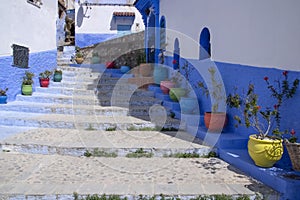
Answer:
[120,66,130,74]
[180,97,198,114]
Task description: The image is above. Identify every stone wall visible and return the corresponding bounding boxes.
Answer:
[81,31,145,68]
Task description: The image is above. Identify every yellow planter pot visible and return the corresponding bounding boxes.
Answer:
[248,135,283,168]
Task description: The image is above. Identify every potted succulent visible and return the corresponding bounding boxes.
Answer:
[168,69,185,102]
[53,69,62,82]
[22,71,34,95]
[75,52,84,64]
[227,71,299,167]
[91,51,100,64]
[39,70,52,87]
[285,129,300,171]
[198,66,227,132]
[0,88,8,104]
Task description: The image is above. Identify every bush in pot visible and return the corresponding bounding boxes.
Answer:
[198,66,227,132]
[227,71,299,167]
[22,71,34,95]
[0,88,8,104]
[53,69,62,82]
[39,70,52,87]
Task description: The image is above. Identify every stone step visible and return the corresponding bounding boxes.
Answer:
[16,93,99,105]
[97,89,155,99]
[35,86,96,96]
[98,96,162,107]
[61,71,101,78]
[0,111,155,130]
[1,128,210,157]
[0,152,272,198]
[0,101,128,116]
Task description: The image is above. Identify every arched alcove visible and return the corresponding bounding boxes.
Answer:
[199,27,211,60]
[173,38,180,69]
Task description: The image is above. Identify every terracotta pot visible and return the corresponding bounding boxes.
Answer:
[139,63,153,77]
[160,80,175,94]
[204,112,228,133]
[75,57,84,64]
[40,78,50,87]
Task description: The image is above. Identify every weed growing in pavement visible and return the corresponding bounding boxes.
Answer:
[85,124,96,131]
[105,126,117,131]
[125,148,153,158]
[83,149,117,158]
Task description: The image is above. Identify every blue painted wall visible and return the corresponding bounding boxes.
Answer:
[0,50,57,102]
[75,33,118,48]
[163,55,300,168]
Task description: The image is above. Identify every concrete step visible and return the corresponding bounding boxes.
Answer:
[1,128,211,157]
[0,152,275,199]
[98,96,162,107]
[0,101,128,116]
[16,93,99,105]
[35,86,96,96]
[0,111,155,130]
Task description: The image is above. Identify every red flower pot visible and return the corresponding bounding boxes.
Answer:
[40,78,50,87]
[160,80,175,94]
[106,61,115,69]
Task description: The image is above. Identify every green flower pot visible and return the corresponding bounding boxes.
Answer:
[169,88,186,102]
[22,84,33,96]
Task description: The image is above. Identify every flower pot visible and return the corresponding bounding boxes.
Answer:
[120,66,130,74]
[22,84,33,95]
[180,97,198,114]
[160,80,175,94]
[139,63,153,77]
[169,88,186,102]
[75,57,84,64]
[248,135,283,168]
[0,96,7,104]
[285,140,300,171]
[40,78,50,87]
[204,112,228,133]
[54,73,62,82]
[153,65,168,85]
[106,61,115,69]
[91,56,100,64]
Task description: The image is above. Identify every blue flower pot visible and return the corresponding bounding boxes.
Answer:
[120,66,130,74]
[0,95,7,104]
[180,97,198,114]
[153,65,168,84]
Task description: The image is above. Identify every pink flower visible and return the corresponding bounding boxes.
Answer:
[172,60,177,64]
[283,71,288,76]
[291,129,296,135]
[264,76,269,81]
[274,104,279,109]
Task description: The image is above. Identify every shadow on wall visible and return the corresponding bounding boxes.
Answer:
[0,50,57,102]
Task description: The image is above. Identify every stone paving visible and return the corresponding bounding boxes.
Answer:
[0,64,280,199]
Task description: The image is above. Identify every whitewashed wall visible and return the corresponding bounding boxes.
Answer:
[0,0,57,55]
[75,5,145,34]
[160,0,300,71]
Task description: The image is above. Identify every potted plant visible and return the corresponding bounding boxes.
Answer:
[53,69,62,82]
[168,68,185,102]
[0,88,8,104]
[198,66,227,132]
[179,61,198,114]
[22,71,34,95]
[91,51,100,64]
[75,52,84,64]
[39,70,52,87]
[285,129,300,171]
[227,71,299,167]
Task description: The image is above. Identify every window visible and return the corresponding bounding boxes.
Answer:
[27,0,43,8]
[199,27,211,60]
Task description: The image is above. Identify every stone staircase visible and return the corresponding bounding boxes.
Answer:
[0,54,279,199]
